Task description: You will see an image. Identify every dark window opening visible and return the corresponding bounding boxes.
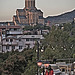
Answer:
[19,39,21,41]
[6,46,9,49]
[10,39,13,42]
[12,46,15,50]
[26,38,29,41]
[19,46,22,49]
[6,39,9,42]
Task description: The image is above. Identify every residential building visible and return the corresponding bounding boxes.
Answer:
[17,35,44,50]
[2,36,18,52]
[0,25,23,39]
[2,35,44,52]
[0,22,15,26]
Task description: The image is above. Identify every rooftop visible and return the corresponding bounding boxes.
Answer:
[17,35,44,39]
[0,25,21,29]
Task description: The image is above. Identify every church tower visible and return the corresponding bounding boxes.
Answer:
[25,0,35,9]
[13,0,44,26]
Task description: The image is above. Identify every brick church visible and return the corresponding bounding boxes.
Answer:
[13,0,45,26]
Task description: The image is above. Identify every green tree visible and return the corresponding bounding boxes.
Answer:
[2,54,27,75]
[42,24,75,60]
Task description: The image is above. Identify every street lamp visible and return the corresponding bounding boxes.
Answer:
[44,61,50,68]
[37,60,44,75]
[37,60,42,67]
[36,41,45,75]
[37,60,50,75]
[37,41,39,61]
[36,41,40,75]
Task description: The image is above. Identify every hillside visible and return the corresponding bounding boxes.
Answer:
[45,9,75,24]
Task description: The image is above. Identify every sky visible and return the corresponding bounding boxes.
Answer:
[0,0,75,21]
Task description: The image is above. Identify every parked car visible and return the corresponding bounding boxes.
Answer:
[50,64,61,75]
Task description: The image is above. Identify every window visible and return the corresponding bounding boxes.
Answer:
[12,46,15,50]
[0,45,2,51]
[10,39,13,42]
[6,39,9,42]
[30,38,33,41]
[0,32,1,36]
[2,32,5,35]
[26,38,29,41]
[32,36,35,37]
[14,28,17,31]
[10,28,14,31]
[19,39,21,41]
[6,30,9,34]
[6,46,9,49]
[19,46,22,49]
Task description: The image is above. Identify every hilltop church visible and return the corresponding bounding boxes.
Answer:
[13,0,45,26]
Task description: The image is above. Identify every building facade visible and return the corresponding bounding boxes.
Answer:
[2,35,44,52]
[0,25,23,39]
[0,25,45,52]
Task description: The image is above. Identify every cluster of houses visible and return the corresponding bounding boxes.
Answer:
[0,25,49,53]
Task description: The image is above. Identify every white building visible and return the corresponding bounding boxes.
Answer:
[2,35,44,52]
[17,35,44,51]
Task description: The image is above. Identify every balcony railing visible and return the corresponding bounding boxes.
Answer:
[7,31,23,34]
[2,42,18,45]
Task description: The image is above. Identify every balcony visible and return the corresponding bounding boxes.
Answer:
[2,42,18,46]
[7,31,23,35]
[25,41,35,45]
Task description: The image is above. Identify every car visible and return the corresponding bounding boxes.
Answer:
[50,64,61,75]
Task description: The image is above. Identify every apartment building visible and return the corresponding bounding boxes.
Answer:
[2,35,44,52]
[0,25,23,39]
[0,25,45,52]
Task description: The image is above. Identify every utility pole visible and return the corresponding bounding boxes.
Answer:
[37,41,39,75]
[37,41,39,60]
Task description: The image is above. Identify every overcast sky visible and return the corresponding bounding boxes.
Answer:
[0,0,75,21]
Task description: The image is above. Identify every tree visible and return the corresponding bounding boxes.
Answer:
[42,24,75,60]
[1,54,27,75]
[23,61,37,75]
